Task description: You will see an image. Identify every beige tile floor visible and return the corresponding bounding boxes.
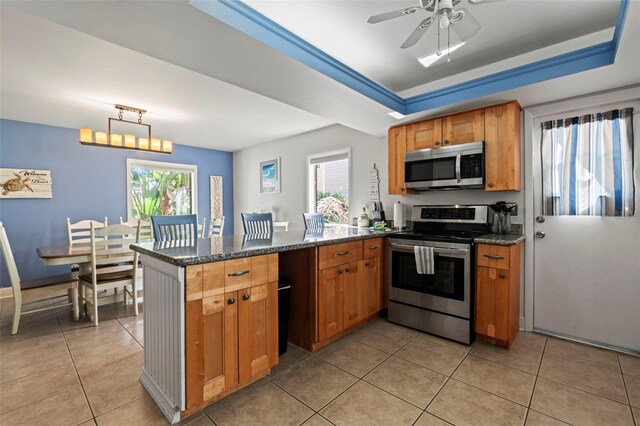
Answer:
[0,291,639,426]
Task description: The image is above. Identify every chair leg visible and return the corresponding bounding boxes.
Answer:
[92,285,99,326]
[133,283,139,316]
[80,283,86,317]
[71,285,79,321]
[11,290,22,335]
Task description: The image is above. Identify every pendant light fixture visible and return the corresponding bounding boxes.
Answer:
[79,104,172,154]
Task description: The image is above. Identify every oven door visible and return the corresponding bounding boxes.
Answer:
[388,239,471,319]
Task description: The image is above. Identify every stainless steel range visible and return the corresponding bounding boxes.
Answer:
[388,205,490,344]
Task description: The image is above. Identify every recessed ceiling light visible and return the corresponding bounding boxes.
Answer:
[388,111,406,119]
[418,42,466,68]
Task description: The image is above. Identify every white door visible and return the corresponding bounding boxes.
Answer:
[532,101,640,352]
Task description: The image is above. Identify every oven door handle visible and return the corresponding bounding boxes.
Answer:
[455,151,462,183]
[389,242,469,255]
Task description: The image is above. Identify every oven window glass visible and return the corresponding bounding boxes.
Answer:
[391,251,465,300]
[405,158,456,183]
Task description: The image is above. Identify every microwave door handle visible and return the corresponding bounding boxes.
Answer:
[455,152,462,183]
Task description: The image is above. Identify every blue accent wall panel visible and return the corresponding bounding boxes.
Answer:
[0,119,234,285]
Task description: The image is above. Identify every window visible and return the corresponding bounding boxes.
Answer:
[540,108,635,216]
[126,159,198,220]
[308,150,350,225]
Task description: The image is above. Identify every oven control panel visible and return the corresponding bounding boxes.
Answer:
[413,205,489,224]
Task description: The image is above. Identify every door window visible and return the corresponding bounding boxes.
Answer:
[540,108,635,216]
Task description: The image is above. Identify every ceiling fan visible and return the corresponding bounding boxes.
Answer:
[367,0,501,49]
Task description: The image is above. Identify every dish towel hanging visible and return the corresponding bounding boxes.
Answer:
[414,246,435,275]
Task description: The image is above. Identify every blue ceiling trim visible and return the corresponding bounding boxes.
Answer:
[189,0,629,116]
[190,0,406,113]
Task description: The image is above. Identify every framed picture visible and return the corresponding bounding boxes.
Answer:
[260,158,280,194]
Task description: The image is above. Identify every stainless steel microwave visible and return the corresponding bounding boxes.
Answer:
[404,141,484,190]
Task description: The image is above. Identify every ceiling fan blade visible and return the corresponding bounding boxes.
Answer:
[451,9,481,41]
[401,16,434,49]
[367,6,420,24]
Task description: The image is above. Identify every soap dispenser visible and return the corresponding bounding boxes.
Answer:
[357,206,370,228]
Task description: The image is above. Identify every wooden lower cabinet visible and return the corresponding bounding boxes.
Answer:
[185,254,278,413]
[316,240,384,348]
[363,256,383,317]
[475,243,521,348]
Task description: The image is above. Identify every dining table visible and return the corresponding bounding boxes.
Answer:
[36,243,92,266]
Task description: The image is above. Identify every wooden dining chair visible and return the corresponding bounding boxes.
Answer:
[208,216,225,237]
[241,212,273,234]
[198,217,207,239]
[67,217,108,245]
[0,222,79,334]
[150,214,199,242]
[79,223,141,325]
[303,213,325,231]
[119,217,153,241]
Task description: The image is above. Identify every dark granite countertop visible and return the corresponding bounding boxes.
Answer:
[474,233,525,246]
[131,226,393,266]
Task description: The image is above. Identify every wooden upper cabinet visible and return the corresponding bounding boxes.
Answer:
[443,110,484,146]
[388,126,408,195]
[407,119,442,150]
[484,102,522,191]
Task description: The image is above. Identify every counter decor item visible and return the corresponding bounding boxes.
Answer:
[357,206,370,228]
[393,201,406,229]
[489,202,515,235]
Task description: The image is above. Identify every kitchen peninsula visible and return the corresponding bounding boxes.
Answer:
[131,227,389,424]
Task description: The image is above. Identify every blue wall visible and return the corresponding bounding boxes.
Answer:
[0,119,233,285]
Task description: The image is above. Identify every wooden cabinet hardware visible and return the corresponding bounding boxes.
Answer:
[488,183,495,188]
[483,254,504,260]
[242,293,250,300]
[227,297,236,304]
[337,251,349,256]
[368,246,379,250]
[499,273,506,279]
[227,270,250,277]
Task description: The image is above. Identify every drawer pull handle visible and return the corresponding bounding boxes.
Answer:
[368,246,379,250]
[242,293,250,301]
[483,254,504,260]
[337,251,349,256]
[228,270,250,277]
[227,297,236,305]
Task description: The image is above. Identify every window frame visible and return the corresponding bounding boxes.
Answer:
[306,147,351,225]
[126,158,198,221]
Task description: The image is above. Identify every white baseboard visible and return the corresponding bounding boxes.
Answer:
[0,287,13,299]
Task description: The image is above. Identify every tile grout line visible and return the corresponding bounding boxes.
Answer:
[523,335,548,425]
[53,301,97,423]
[617,353,638,426]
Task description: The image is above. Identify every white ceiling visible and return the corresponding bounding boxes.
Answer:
[247,0,620,93]
[1,0,639,152]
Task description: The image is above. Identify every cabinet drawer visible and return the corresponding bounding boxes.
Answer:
[224,258,252,291]
[476,244,510,269]
[363,238,384,259]
[319,241,363,270]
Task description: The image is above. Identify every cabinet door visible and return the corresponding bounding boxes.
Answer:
[388,126,408,195]
[343,261,363,329]
[407,119,442,150]
[475,266,510,341]
[363,257,383,317]
[318,265,344,342]
[484,102,521,191]
[238,282,278,384]
[443,110,484,146]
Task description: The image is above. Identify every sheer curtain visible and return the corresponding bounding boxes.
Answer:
[541,108,635,216]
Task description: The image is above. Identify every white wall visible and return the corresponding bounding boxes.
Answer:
[233,123,526,234]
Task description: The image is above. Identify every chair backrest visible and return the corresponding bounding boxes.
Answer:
[209,217,225,237]
[89,223,140,285]
[67,217,108,245]
[120,217,154,241]
[150,214,199,242]
[241,213,273,234]
[198,217,207,239]
[0,222,21,295]
[303,213,325,231]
